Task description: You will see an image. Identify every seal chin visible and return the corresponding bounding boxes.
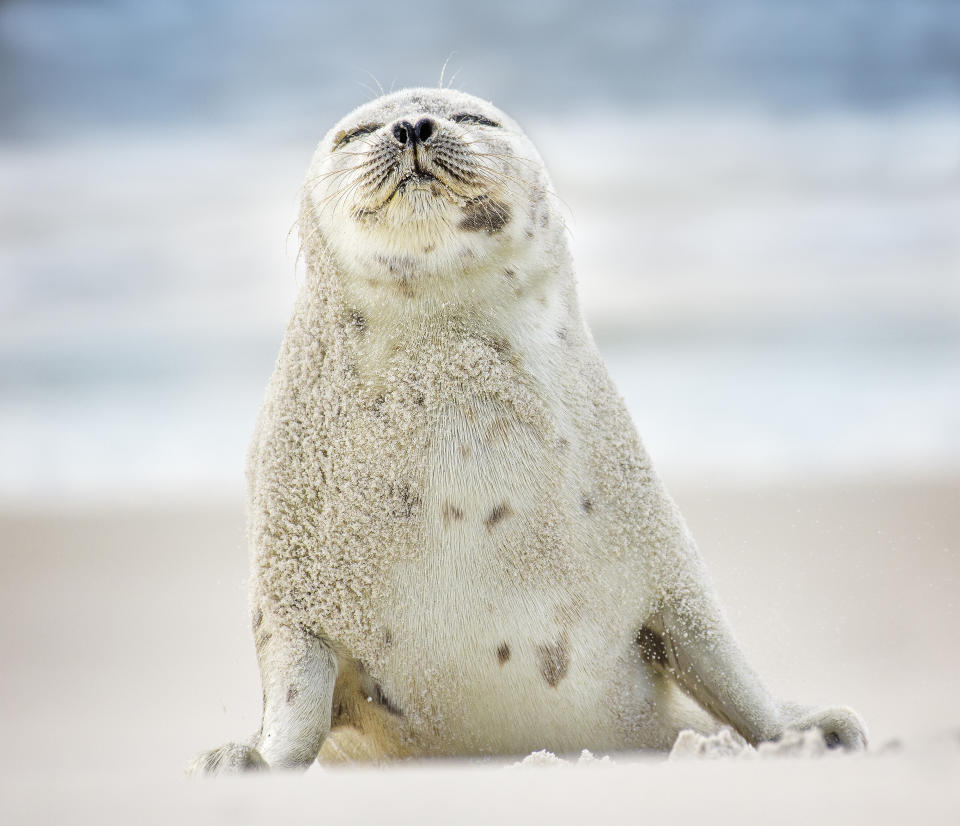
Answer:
[389,172,457,208]
[357,176,458,232]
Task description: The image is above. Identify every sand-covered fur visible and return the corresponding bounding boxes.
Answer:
[189,88,865,774]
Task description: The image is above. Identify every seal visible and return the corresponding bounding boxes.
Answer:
[188,88,867,773]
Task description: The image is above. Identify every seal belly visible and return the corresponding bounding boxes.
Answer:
[371,399,658,754]
[378,563,660,755]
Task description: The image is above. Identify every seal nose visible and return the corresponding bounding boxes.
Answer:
[392,121,412,145]
[391,117,435,147]
[414,117,434,143]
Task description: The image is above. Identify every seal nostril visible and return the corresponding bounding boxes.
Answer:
[392,122,409,145]
[415,117,434,143]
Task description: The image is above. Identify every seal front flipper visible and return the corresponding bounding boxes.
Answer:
[637,605,781,744]
[642,600,866,750]
[641,605,780,745]
[778,701,868,751]
[188,615,338,775]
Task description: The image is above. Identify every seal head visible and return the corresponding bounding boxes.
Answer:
[303,88,561,309]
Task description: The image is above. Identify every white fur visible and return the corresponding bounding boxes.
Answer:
[188,89,866,775]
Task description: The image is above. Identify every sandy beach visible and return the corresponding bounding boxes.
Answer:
[2,3,958,820]
[2,476,957,822]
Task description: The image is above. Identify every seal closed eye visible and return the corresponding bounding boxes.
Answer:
[451,113,501,128]
[333,122,383,150]
[188,86,867,775]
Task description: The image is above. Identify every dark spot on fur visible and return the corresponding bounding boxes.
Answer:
[286,686,299,704]
[389,482,422,518]
[557,327,568,341]
[376,254,408,273]
[824,731,843,749]
[525,228,535,239]
[252,609,263,630]
[557,437,570,451]
[503,267,516,279]
[372,683,403,717]
[488,336,510,354]
[537,637,570,688]
[423,244,435,253]
[443,501,465,523]
[497,643,511,665]
[350,309,366,333]
[371,394,386,417]
[460,443,472,458]
[395,277,415,299]
[459,196,512,234]
[384,629,393,647]
[485,502,514,530]
[636,625,668,667]
[413,390,425,406]
[581,496,594,514]
[484,417,512,444]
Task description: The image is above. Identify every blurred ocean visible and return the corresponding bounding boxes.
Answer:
[0,0,958,505]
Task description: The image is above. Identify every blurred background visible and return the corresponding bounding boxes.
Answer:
[1,0,958,502]
[1,0,958,795]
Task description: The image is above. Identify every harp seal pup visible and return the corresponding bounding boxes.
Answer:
[189,88,866,773]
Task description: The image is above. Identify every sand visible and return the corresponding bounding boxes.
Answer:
[1,477,958,822]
